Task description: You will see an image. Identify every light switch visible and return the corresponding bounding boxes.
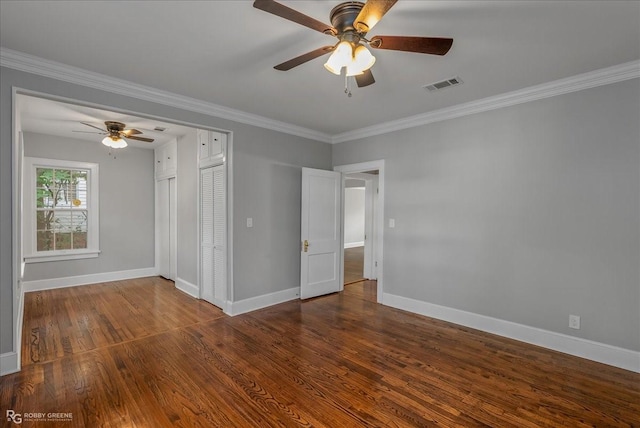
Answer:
[247,218,253,228]
[389,218,395,228]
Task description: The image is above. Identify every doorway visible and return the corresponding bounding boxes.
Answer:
[335,160,385,303]
[343,177,366,284]
[11,91,232,375]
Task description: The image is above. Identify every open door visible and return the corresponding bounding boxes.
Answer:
[158,177,177,281]
[300,167,342,299]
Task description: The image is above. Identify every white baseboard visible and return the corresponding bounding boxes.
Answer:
[22,267,158,292]
[175,277,199,299]
[344,241,365,249]
[227,287,299,316]
[382,293,640,373]
[0,352,19,376]
[15,284,25,374]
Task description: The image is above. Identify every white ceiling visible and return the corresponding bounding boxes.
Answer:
[1,1,639,137]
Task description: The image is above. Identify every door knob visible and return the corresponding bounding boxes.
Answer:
[303,240,309,252]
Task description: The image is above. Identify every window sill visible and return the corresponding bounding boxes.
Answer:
[24,250,101,263]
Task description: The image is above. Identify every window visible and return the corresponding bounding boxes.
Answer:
[24,158,99,263]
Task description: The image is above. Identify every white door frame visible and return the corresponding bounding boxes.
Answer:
[334,160,385,303]
[197,132,233,313]
[10,88,236,376]
[364,176,376,279]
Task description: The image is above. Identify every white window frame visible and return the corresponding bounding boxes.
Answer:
[24,157,100,263]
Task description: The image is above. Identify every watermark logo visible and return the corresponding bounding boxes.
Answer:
[6,410,72,424]
[6,410,22,424]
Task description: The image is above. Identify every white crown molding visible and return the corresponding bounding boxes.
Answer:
[0,48,332,144]
[2,48,637,145]
[332,60,640,143]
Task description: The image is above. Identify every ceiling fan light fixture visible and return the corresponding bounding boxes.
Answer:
[255,0,454,90]
[102,135,128,149]
[324,40,353,75]
[346,44,376,76]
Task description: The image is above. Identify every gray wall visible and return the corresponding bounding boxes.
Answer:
[0,68,14,353]
[0,66,331,354]
[344,187,365,246]
[232,127,332,301]
[22,132,155,281]
[176,129,198,286]
[333,79,640,351]
[174,125,333,300]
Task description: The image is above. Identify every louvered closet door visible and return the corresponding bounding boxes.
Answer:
[200,165,226,307]
[212,165,226,304]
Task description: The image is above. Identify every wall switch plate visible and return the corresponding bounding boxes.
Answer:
[569,314,580,329]
[246,218,253,228]
[389,218,395,228]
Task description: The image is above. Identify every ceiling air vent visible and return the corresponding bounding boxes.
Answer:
[423,76,463,92]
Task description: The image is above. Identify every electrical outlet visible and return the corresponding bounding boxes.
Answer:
[569,314,580,330]
[389,218,395,228]
[246,218,253,228]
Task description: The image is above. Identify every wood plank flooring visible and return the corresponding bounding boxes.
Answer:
[2,277,639,427]
[20,276,225,367]
[345,246,365,285]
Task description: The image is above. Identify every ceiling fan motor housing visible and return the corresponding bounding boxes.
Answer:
[330,1,366,39]
[105,121,126,132]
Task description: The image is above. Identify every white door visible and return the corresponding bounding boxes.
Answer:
[200,165,226,307]
[300,167,342,299]
[212,165,226,305]
[158,177,176,280]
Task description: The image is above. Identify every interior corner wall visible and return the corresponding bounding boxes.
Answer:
[176,129,198,286]
[21,132,155,281]
[232,127,332,301]
[332,78,640,352]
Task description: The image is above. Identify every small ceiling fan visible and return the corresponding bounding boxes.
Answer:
[253,0,453,90]
[74,121,154,148]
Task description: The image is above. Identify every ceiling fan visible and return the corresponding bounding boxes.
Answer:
[74,121,154,148]
[253,0,453,91]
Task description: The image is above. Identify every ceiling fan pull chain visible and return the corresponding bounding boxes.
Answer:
[344,73,352,97]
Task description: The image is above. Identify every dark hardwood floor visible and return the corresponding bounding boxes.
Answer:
[20,276,225,366]
[2,277,638,427]
[344,246,365,285]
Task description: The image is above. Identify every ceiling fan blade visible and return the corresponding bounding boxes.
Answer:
[122,128,142,136]
[354,0,398,33]
[369,36,453,55]
[355,69,375,88]
[80,121,107,132]
[72,130,105,134]
[126,135,154,143]
[274,45,336,71]
[253,0,336,35]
